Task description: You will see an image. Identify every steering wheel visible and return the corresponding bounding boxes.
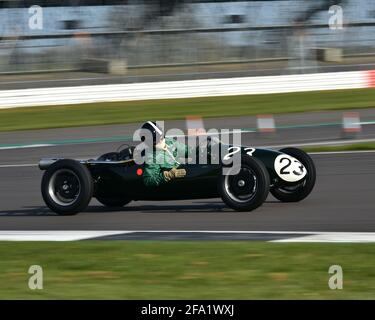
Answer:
[197,136,220,164]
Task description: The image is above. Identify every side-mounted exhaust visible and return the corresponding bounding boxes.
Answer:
[38,158,59,170]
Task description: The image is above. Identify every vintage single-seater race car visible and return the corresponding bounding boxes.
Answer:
[39,137,316,215]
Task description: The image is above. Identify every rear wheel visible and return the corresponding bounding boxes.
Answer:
[271,148,316,202]
[219,156,270,212]
[41,159,93,215]
[96,197,131,208]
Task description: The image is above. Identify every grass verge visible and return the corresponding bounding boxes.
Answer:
[1,88,375,132]
[304,142,375,152]
[1,241,374,299]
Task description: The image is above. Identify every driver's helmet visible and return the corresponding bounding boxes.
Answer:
[140,121,164,147]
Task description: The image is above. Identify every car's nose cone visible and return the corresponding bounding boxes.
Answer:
[274,154,307,183]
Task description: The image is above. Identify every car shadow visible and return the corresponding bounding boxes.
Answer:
[0,202,229,216]
[0,199,279,216]
[87,201,229,213]
[0,206,56,216]
[265,200,281,204]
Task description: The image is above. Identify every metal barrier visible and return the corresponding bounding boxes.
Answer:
[0,70,372,109]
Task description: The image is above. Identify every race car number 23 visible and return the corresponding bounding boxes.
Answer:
[274,154,306,182]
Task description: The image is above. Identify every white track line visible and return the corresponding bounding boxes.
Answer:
[0,231,129,241]
[94,230,375,235]
[0,231,375,242]
[0,164,37,168]
[0,144,54,150]
[264,138,375,149]
[309,150,375,155]
[272,233,375,243]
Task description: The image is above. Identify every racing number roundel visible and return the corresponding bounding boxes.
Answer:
[274,154,307,182]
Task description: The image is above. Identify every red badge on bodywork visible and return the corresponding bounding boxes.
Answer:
[136,168,143,176]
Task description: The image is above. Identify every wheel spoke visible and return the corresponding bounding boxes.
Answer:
[48,169,81,206]
[224,166,258,203]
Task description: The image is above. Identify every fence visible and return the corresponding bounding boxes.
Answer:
[1,1,375,76]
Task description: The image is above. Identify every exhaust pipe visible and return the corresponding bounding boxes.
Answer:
[38,158,59,170]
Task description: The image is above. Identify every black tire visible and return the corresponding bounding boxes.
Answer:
[96,197,131,208]
[271,147,316,202]
[219,156,270,212]
[41,159,93,215]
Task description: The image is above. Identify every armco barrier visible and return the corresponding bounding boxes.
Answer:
[0,70,373,109]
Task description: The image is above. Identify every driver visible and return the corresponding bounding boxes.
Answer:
[140,121,188,187]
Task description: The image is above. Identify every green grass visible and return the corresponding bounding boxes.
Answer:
[304,142,375,152]
[1,88,375,132]
[1,241,375,299]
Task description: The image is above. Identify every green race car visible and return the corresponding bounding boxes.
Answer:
[39,137,316,215]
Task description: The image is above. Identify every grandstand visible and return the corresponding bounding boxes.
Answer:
[0,0,375,75]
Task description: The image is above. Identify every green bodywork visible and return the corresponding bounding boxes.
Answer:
[143,137,191,187]
[89,144,285,201]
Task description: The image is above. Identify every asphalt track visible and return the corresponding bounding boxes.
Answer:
[0,151,374,231]
[0,113,374,232]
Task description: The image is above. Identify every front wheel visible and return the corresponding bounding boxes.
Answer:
[41,159,93,215]
[219,156,270,212]
[271,148,316,202]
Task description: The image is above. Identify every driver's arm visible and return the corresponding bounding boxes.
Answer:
[143,163,186,187]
